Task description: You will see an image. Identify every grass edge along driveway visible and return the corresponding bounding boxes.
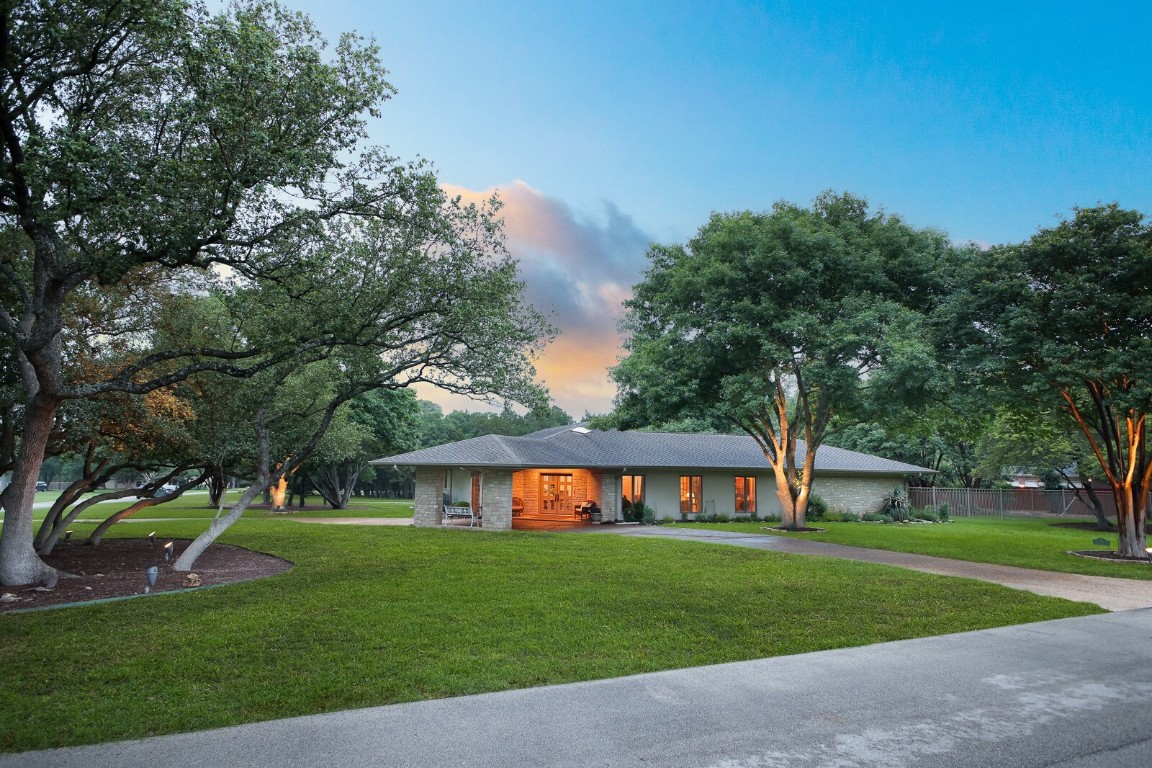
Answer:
[0,519,1102,753]
[670,517,1152,580]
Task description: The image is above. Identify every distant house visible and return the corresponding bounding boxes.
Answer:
[372,425,934,529]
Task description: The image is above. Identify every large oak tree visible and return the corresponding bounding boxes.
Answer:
[613,192,951,528]
[0,0,550,585]
[955,204,1152,557]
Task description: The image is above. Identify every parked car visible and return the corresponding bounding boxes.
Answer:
[157,483,179,496]
[35,481,48,492]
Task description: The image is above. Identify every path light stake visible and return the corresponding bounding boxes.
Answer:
[163,542,174,562]
[145,566,158,594]
[63,530,72,544]
[148,532,156,546]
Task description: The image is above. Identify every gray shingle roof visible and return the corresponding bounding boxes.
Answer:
[372,427,934,476]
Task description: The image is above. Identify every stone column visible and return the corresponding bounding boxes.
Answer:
[481,469,513,530]
[413,467,445,527]
[600,473,620,523]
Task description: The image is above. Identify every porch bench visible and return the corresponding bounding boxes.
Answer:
[444,504,476,527]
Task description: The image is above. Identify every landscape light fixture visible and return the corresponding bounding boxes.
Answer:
[63,530,72,543]
[148,531,156,545]
[163,542,174,562]
[145,565,158,594]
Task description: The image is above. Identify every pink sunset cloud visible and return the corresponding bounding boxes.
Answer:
[423,181,653,417]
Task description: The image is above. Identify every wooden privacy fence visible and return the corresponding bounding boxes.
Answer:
[907,487,1151,518]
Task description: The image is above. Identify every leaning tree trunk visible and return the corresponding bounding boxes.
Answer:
[86,497,166,547]
[0,393,61,587]
[176,410,273,572]
[173,479,266,572]
[86,470,208,547]
[1081,483,1114,530]
[39,488,135,555]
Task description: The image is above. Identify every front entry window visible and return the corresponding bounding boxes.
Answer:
[735,476,756,514]
[622,474,645,512]
[540,473,573,516]
[680,475,702,514]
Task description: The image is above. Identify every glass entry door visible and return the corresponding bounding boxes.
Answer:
[540,474,573,516]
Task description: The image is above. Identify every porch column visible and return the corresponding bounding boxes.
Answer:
[413,467,445,527]
[482,469,514,530]
[601,473,620,523]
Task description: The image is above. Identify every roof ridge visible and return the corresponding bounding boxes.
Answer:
[488,433,524,464]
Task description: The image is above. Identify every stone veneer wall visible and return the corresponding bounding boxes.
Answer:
[814,476,906,515]
[414,467,445,527]
[599,473,619,522]
[482,469,513,530]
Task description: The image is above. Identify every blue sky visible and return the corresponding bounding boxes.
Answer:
[278,1,1152,415]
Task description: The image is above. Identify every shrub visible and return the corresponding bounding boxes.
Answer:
[623,502,644,523]
[714,513,731,523]
[641,504,657,526]
[911,507,940,523]
[761,513,782,524]
[825,510,862,523]
[879,488,910,522]
[862,512,890,523]
[806,494,829,522]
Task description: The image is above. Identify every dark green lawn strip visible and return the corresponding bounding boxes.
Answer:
[38,494,415,522]
[670,517,1152,580]
[0,521,1101,752]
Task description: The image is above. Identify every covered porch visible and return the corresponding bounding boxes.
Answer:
[413,466,620,530]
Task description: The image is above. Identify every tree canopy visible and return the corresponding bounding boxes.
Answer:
[952,204,1152,556]
[613,192,952,528]
[0,0,552,585]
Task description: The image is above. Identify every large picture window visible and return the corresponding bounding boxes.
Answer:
[735,476,756,514]
[679,475,702,514]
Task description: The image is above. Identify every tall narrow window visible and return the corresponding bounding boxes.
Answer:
[679,475,702,513]
[735,476,756,514]
[622,474,645,511]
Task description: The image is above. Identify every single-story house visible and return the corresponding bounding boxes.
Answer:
[372,425,934,529]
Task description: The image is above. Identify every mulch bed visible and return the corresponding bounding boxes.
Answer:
[0,538,293,613]
[1068,549,1152,565]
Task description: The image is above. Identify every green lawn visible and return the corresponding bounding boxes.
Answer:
[15,492,414,523]
[0,516,1101,753]
[670,517,1152,580]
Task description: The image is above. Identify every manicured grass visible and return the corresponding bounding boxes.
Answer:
[272,497,414,518]
[23,493,414,524]
[670,517,1152,580]
[0,518,1101,752]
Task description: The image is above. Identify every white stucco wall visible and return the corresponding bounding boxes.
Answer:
[637,471,906,519]
[631,470,780,520]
